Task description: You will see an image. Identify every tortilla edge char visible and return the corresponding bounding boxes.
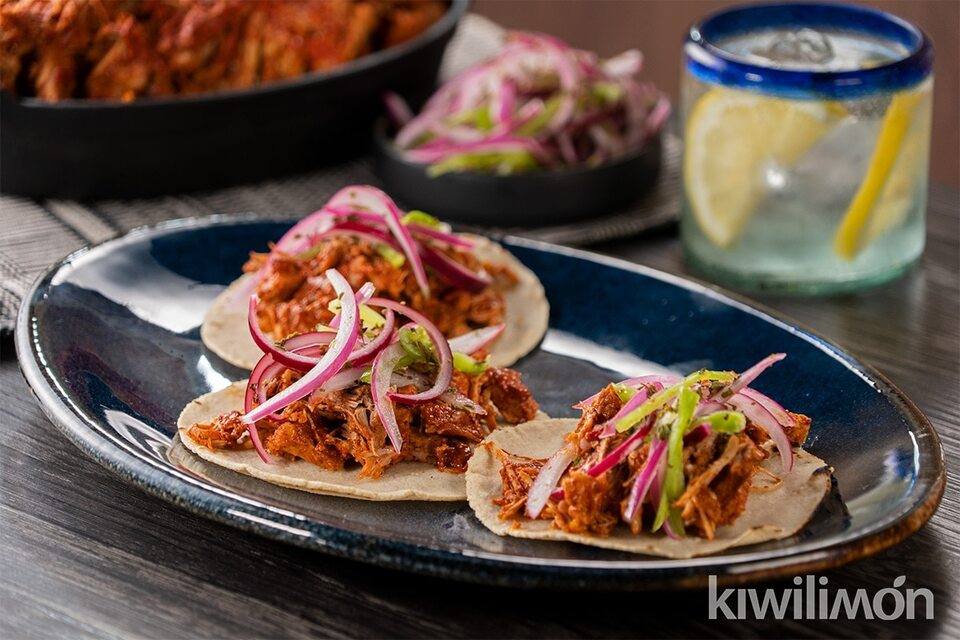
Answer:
[465,418,832,558]
[200,235,549,371]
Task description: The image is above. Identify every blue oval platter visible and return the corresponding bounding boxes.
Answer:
[16,215,944,590]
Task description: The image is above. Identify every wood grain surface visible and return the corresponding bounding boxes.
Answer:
[1,185,957,639]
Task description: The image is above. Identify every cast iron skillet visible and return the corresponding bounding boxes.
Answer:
[372,117,663,226]
[0,0,468,199]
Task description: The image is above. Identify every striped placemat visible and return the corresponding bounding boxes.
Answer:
[0,15,680,335]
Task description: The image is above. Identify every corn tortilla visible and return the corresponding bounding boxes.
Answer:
[178,380,549,502]
[201,235,548,370]
[466,419,831,558]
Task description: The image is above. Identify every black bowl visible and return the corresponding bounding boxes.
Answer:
[0,0,468,199]
[373,118,662,227]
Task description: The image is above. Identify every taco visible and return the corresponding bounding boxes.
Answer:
[466,356,832,557]
[180,269,542,501]
[202,185,548,370]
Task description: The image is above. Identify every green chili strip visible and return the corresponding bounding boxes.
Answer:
[376,244,406,268]
[427,150,539,177]
[612,382,638,403]
[615,370,734,433]
[398,326,434,363]
[699,411,746,434]
[453,351,488,375]
[516,95,564,136]
[401,210,442,228]
[652,386,699,533]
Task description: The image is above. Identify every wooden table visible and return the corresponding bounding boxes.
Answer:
[2,185,956,638]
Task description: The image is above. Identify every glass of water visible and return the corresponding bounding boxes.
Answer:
[681,3,934,294]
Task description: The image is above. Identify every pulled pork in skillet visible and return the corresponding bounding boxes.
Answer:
[1,0,446,101]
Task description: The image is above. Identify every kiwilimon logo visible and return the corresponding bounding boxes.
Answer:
[708,575,934,620]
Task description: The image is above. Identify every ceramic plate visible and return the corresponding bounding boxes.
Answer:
[16,216,944,590]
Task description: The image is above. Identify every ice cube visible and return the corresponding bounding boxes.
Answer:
[752,28,835,67]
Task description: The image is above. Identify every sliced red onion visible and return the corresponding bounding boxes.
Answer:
[277,206,388,256]
[329,280,377,329]
[649,451,679,539]
[244,353,288,425]
[597,386,653,438]
[384,91,413,126]
[394,105,444,149]
[605,386,649,430]
[418,244,492,291]
[574,375,678,409]
[321,186,442,299]
[597,422,617,439]
[622,438,666,523]
[326,185,393,217]
[662,518,681,540]
[242,355,282,464]
[406,223,474,249]
[586,415,653,478]
[369,297,453,405]
[248,299,330,373]
[692,400,726,420]
[254,359,291,422]
[495,78,516,123]
[511,31,578,89]
[447,324,505,354]
[603,49,643,77]
[247,295,283,351]
[727,393,794,472]
[249,290,377,373]
[739,387,796,428]
[513,98,544,127]
[722,353,787,398]
[307,365,368,404]
[355,282,376,301]
[280,332,335,352]
[371,342,407,453]
[683,423,712,446]
[318,221,397,250]
[390,368,430,390]
[242,270,359,424]
[391,32,666,175]
[381,198,430,298]
[320,206,385,227]
[344,308,395,367]
[525,445,577,519]
[246,422,272,465]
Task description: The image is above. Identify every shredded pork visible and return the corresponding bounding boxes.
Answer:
[248,235,516,342]
[188,368,539,478]
[495,383,811,539]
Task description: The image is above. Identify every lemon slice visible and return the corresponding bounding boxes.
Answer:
[833,82,933,259]
[684,88,840,248]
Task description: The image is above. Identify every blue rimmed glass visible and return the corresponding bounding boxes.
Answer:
[680,3,934,294]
